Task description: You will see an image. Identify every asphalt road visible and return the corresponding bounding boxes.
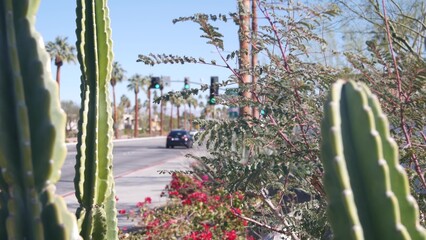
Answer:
[57,137,194,196]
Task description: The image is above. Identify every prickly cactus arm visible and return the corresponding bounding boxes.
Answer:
[361,84,426,239]
[0,0,79,239]
[105,178,118,237]
[320,81,363,240]
[74,0,118,239]
[321,80,411,240]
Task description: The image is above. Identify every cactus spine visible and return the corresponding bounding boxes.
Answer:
[74,0,118,239]
[321,79,426,240]
[0,0,79,239]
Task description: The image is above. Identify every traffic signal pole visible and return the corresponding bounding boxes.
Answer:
[149,77,166,135]
[160,88,163,136]
[148,89,151,136]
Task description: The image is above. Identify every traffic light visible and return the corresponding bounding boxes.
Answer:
[209,76,219,105]
[184,77,190,90]
[150,77,162,89]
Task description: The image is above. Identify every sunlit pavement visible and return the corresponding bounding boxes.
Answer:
[62,155,196,229]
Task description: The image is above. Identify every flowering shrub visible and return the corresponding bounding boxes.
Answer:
[120,172,255,239]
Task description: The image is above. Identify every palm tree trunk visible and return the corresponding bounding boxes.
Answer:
[177,106,180,129]
[134,92,138,138]
[189,106,192,130]
[184,104,187,129]
[55,55,63,97]
[252,0,259,119]
[239,0,251,118]
[169,103,173,130]
[55,65,61,96]
[113,86,119,139]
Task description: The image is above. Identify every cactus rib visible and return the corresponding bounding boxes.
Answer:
[0,0,79,239]
[74,0,118,239]
[321,80,426,240]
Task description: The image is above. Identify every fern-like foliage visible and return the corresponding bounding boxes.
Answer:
[137,0,424,238]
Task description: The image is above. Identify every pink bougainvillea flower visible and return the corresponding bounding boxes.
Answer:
[212,195,221,201]
[201,175,209,182]
[230,207,242,215]
[146,219,160,230]
[182,198,192,205]
[169,190,179,196]
[201,222,213,231]
[225,230,237,240]
[200,230,212,240]
[118,209,126,214]
[136,201,144,208]
[195,180,203,188]
[188,192,208,203]
[184,231,198,240]
[142,211,151,218]
[235,191,244,200]
[163,219,178,229]
[145,197,152,204]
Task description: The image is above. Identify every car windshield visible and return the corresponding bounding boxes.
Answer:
[169,131,187,137]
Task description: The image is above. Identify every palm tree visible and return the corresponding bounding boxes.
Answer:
[187,96,198,130]
[152,90,159,115]
[118,94,131,135]
[119,94,131,113]
[127,74,143,137]
[168,97,174,131]
[45,36,76,94]
[110,61,126,139]
[174,97,183,129]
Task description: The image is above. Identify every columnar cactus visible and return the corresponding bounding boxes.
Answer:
[74,0,118,239]
[320,79,426,240]
[0,0,79,239]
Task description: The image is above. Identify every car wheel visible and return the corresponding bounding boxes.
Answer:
[171,145,174,148]
[166,144,170,148]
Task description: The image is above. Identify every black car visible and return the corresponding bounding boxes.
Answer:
[166,130,193,148]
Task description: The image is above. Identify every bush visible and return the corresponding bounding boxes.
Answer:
[119,173,255,240]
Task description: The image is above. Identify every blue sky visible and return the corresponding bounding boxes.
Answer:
[36,1,240,105]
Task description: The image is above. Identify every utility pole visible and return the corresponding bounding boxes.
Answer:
[239,0,252,118]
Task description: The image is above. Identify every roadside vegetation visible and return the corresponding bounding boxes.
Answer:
[126,0,426,239]
[1,0,424,239]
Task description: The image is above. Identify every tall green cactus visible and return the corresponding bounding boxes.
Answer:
[321,79,426,240]
[0,0,79,239]
[73,0,118,239]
